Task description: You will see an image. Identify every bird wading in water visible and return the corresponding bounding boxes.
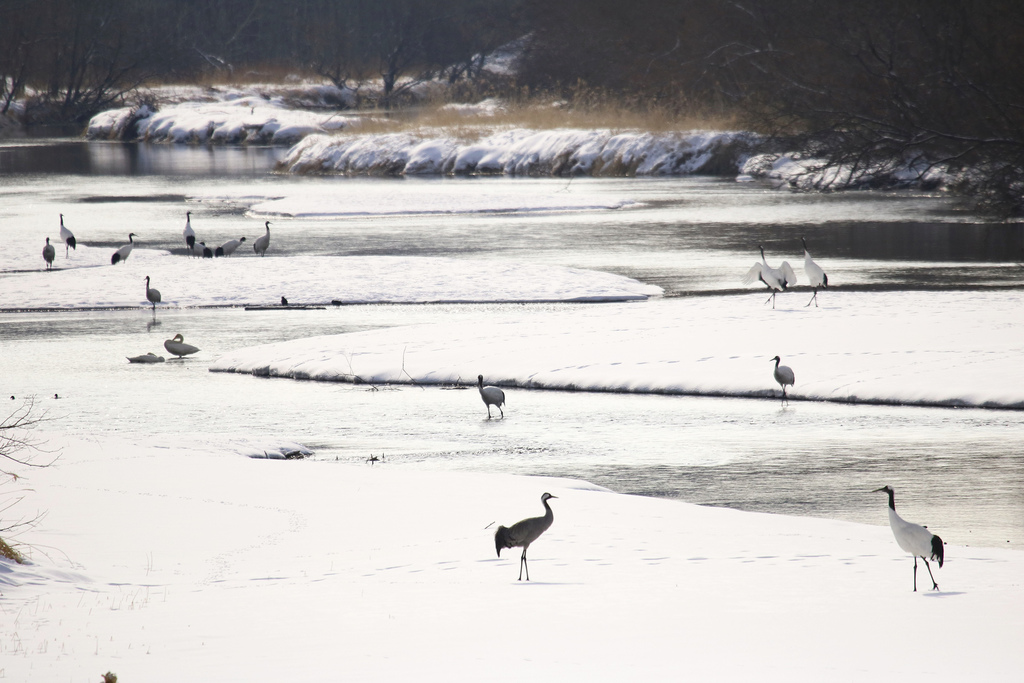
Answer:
[478,374,505,418]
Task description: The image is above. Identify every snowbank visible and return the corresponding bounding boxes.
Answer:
[2,438,1022,681]
[280,128,757,177]
[87,96,354,145]
[210,289,1024,410]
[0,254,661,309]
[743,152,951,191]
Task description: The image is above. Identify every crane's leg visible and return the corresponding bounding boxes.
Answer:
[486,405,492,419]
[806,289,818,307]
[913,556,918,592]
[764,291,774,306]
[923,558,939,591]
[519,548,529,581]
[498,405,504,419]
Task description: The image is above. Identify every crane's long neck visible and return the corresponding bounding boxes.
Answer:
[773,357,780,370]
[541,497,554,524]
[760,246,767,264]
[884,488,896,511]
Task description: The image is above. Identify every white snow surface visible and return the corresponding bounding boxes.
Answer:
[210,289,1024,410]
[279,128,755,176]
[3,436,1022,681]
[0,253,659,308]
[743,152,951,190]
[87,96,353,145]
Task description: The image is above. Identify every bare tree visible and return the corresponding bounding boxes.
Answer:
[1,398,55,563]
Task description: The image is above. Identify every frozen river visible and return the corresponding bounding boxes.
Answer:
[2,139,1023,549]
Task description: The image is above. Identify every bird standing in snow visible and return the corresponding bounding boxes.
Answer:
[198,241,214,258]
[873,485,944,591]
[801,237,828,307]
[59,214,76,256]
[164,333,199,358]
[495,492,557,581]
[253,221,270,256]
[743,246,797,309]
[111,233,136,265]
[183,211,196,257]
[144,275,161,311]
[478,374,505,419]
[770,356,794,403]
[42,237,55,270]
[215,236,246,257]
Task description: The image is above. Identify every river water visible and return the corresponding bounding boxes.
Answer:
[2,139,1023,550]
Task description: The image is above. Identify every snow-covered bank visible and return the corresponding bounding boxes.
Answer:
[3,438,1022,681]
[742,152,951,192]
[87,96,353,145]
[0,254,659,309]
[211,289,1024,410]
[280,128,756,177]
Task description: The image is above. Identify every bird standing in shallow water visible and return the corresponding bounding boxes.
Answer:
[183,211,196,257]
[478,374,505,418]
[144,276,161,311]
[59,214,76,256]
[873,485,944,591]
[164,333,199,358]
[253,221,270,256]
[495,492,557,581]
[770,356,794,403]
[801,237,828,307]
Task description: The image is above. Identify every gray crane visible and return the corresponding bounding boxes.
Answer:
[42,237,55,270]
[873,485,944,591]
[478,374,505,419]
[494,492,557,581]
[144,276,161,311]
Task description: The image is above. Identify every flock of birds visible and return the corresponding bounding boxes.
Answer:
[40,212,273,270]
[496,486,942,589]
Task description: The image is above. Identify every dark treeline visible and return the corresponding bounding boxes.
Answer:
[2,0,1021,211]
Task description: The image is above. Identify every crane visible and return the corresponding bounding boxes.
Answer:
[801,237,828,307]
[215,236,246,257]
[111,233,136,265]
[144,276,161,311]
[478,374,505,419]
[743,246,797,309]
[59,214,76,256]
[253,221,270,256]
[183,211,196,257]
[770,356,794,403]
[197,242,214,258]
[42,237,55,270]
[494,492,557,581]
[872,485,944,591]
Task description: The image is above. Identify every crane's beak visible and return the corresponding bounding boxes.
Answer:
[870,486,887,493]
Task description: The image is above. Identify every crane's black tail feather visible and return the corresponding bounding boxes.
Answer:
[494,525,512,557]
[931,534,944,567]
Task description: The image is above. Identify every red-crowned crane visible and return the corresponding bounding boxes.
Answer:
[495,492,557,581]
[183,211,196,257]
[215,236,246,257]
[253,221,270,256]
[743,246,797,309]
[801,237,828,307]
[873,485,944,591]
[111,233,136,265]
[771,356,794,403]
[59,214,76,256]
[478,374,505,419]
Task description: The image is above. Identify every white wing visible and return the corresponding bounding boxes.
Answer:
[742,262,763,285]
[779,261,797,287]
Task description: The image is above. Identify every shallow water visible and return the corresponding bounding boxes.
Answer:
[2,140,1023,550]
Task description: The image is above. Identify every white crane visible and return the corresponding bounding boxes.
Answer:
[801,237,828,307]
[872,485,944,591]
[59,214,76,256]
[215,236,247,257]
[42,237,55,270]
[183,211,196,257]
[197,241,214,258]
[111,233,136,265]
[494,492,557,581]
[770,356,794,403]
[743,246,797,309]
[144,275,161,311]
[164,333,199,358]
[253,221,271,256]
[478,374,505,419]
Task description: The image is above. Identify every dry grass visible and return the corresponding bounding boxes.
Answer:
[0,536,25,564]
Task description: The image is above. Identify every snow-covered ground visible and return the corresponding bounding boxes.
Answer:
[3,437,1022,681]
